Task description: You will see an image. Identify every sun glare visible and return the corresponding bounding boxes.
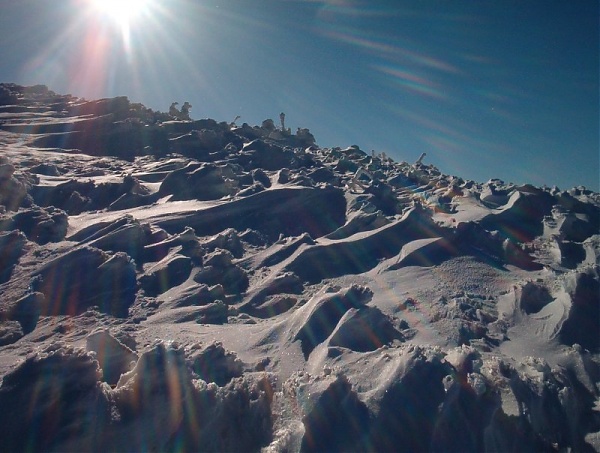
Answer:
[87,0,153,49]
[90,0,149,28]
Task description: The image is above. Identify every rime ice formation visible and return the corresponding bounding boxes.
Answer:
[0,83,598,452]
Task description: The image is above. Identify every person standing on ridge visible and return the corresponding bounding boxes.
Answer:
[180,102,192,120]
[279,112,286,133]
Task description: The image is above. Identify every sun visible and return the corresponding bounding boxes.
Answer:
[89,0,149,29]
[87,0,153,48]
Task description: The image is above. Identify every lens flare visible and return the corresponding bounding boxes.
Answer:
[90,0,148,26]
[88,0,151,49]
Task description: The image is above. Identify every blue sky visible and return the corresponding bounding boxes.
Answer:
[0,0,598,191]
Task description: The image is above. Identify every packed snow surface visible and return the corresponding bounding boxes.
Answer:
[0,83,598,452]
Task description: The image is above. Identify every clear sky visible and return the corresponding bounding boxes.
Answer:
[0,0,598,191]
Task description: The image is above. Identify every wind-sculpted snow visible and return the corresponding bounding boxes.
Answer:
[288,284,374,357]
[32,246,137,317]
[152,185,347,239]
[0,83,599,452]
[284,206,450,282]
[0,340,274,452]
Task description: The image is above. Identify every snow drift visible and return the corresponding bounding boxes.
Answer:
[0,83,598,452]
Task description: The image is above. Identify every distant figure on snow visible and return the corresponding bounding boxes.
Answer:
[169,102,180,118]
[180,102,192,120]
[279,112,291,135]
[262,118,276,131]
[168,101,192,120]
